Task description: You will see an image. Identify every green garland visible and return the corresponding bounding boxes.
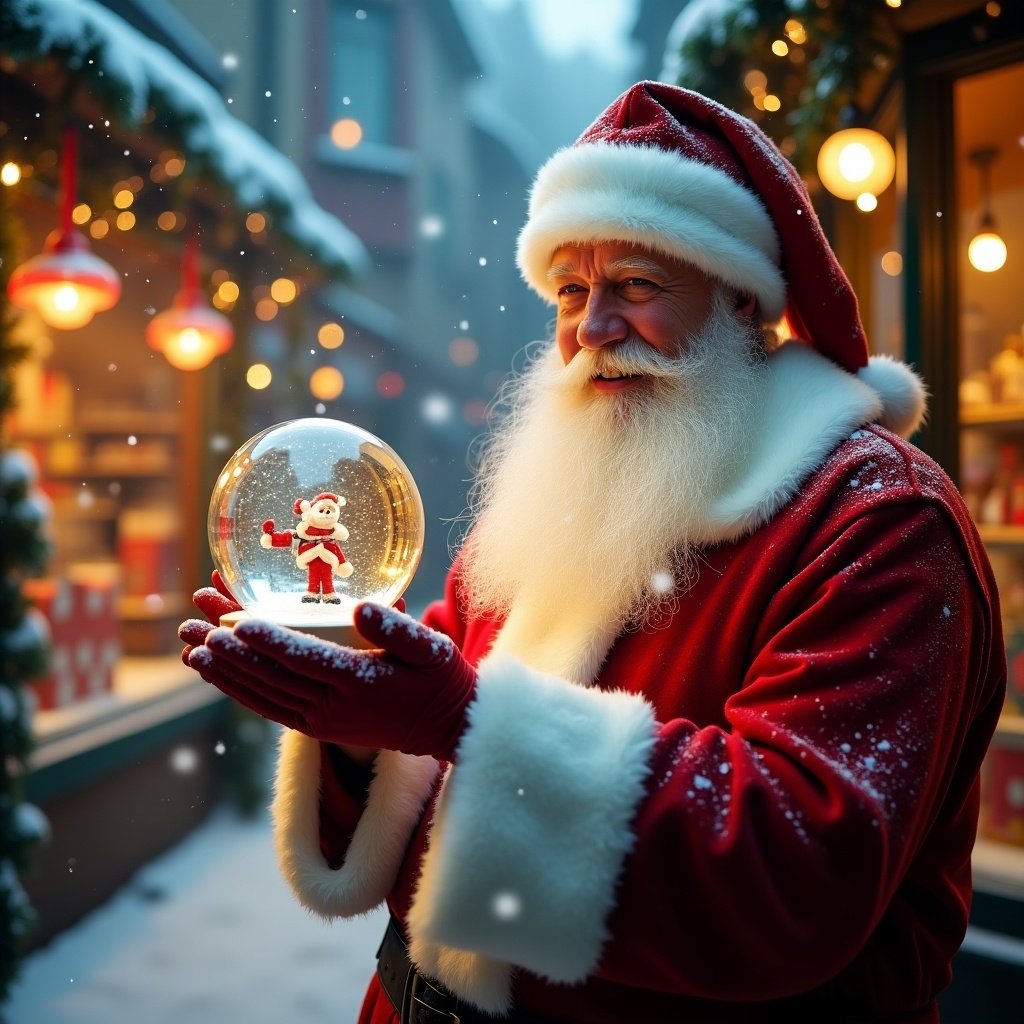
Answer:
[667,0,898,176]
[0,157,51,1017]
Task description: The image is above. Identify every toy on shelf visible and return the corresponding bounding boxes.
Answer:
[990,333,1024,405]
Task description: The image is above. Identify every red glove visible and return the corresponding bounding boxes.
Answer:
[178,602,476,761]
[180,571,242,667]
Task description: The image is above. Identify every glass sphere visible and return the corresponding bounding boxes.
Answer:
[209,418,424,628]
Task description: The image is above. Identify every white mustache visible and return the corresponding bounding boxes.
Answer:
[563,341,682,387]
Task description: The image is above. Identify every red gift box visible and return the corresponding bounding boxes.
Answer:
[118,507,179,599]
[25,565,121,710]
[980,741,1024,847]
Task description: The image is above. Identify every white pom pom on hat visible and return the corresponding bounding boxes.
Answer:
[516,81,870,374]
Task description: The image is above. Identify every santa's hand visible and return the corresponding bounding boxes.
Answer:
[179,571,242,666]
[185,603,476,761]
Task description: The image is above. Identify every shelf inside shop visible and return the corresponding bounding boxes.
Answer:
[977,524,1024,546]
[961,404,1024,428]
[119,591,187,620]
[76,408,182,435]
[995,713,1024,746]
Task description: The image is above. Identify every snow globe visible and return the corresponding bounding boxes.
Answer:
[208,418,424,644]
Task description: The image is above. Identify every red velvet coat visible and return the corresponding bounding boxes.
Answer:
[269,346,1004,1023]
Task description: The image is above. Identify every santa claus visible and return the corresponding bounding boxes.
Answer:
[182,83,1004,1023]
[260,492,353,604]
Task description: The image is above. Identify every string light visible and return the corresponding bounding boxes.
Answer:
[318,322,344,348]
[330,118,363,149]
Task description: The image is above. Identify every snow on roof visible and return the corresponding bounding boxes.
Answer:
[5,0,369,278]
[660,0,745,84]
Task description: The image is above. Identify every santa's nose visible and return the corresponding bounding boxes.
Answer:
[577,291,627,350]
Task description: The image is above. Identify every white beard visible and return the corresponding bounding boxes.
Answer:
[457,291,767,641]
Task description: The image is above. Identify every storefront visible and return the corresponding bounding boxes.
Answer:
[662,0,1024,1010]
[1,0,366,951]
[878,2,1024,1012]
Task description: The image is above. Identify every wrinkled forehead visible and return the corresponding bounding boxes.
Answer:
[547,241,708,281]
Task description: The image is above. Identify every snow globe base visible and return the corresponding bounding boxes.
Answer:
[219,608,376,649]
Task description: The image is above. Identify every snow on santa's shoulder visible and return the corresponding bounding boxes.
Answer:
[8,0,368,276]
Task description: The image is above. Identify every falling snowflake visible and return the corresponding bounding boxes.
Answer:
[491,891,522,921]
[422,394,453,423]
[420,214,444,238]
[170,746,199,774]
[650,569,674,594]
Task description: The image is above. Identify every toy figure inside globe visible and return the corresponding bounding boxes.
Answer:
[208,418,424,630]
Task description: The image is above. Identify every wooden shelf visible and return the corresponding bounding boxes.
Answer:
[972,836,1024,899]
[995,712,1024,747]
[77,409,181,435]
[49,461,175,479]
[119,592,187,620]
[977,524,1024,546]
[961,403,1024,427]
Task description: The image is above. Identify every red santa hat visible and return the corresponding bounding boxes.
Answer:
[516,81,869,373]
[294,492,346,515]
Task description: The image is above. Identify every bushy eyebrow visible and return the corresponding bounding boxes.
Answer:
[546,255,669,285]
[605,257,669,278]
[546,261,578,285]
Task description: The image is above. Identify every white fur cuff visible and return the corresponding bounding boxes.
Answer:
[408,654,657,985]
[271,730,438,919]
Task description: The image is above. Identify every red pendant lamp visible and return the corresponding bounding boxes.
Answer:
[7,125,121,329]
[146,232,234,370]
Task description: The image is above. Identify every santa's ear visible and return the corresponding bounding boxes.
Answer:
[294,498,310,516]
[338,496,347,507]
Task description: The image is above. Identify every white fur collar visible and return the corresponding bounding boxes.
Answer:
[692,342,925,545]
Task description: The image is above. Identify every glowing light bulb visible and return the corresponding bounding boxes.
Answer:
[178,327,202,353]
[968,231,1008,273]
[53,285,81,314]
[818,128,896,201]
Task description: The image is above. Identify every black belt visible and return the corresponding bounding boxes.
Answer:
[376,915,558,1024]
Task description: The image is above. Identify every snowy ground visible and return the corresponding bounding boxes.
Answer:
[6,805,388,1024]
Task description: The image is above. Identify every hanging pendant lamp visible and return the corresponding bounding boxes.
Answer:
[967,147,1007,274]
[146,232,234,371]
[7,125,121,329]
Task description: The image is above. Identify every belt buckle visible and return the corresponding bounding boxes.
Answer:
[404,971,461,1024]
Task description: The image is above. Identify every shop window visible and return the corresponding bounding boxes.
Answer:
[329,0,397,147]
[951,60,1024,847]
[9,207,195,730]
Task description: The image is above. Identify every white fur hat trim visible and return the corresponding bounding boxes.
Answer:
[516,141,785,318]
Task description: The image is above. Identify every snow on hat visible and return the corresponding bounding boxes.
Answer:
[516,81,869,373]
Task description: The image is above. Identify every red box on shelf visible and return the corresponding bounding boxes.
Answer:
[118,507,179,598]
[25,565,121,711]
[980,741,1024,847]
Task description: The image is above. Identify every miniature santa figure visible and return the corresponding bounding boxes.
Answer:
[261,492,353,603]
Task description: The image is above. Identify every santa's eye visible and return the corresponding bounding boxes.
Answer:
[621,277,658,292]
[556,282,585,297]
